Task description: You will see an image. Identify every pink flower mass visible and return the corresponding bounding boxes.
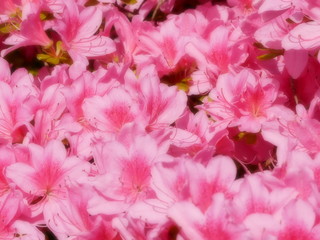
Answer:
[0,0,320,239]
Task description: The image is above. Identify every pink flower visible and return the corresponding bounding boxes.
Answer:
[231,174,297,222]
[103,7,136,64]
[289,115,320,157]
[10,220,45,240]
[53,0,115,63]
[0,65,39,144]
[186,156,237,211]
[1,11,52,56]
[258,0,294,21]
[149,157,189,209]
[138,65,187,130]
[43,186,118,240]
[186,24,249,91]
[169,110,230,162]
[282,99,320,157]
[203,68,286,133]
[282,21,320,55]
[254,12,292,50]
[169,193,247,240]
[135,19,192,76]
[61,67,121,159]
[29,83,82,145]
[0,191,22,238]
[88,134,165,215]
[0,189,44,239]
[83,86,139,133]
[243,213,278,239]
[1,0,320,239]
[0,146,15,196]
[257,0,313,22]
[6,140,88,215]
[277,199,320,240]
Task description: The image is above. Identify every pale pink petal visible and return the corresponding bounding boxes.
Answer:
[206,155,237,187]
[258,0,291,21]
[43,140,67,165]
[70,35,115,57]
[244,213,278,239]
[168,202,204,240]
[6,163,39,194]
[282,199,315,231]
[0,191,22,228]
[76,7,103,40]
[282,22,320,50]
[12,221,45,240]
[88,195,128,215]
[0,58,10,82]
[128,201,167,224]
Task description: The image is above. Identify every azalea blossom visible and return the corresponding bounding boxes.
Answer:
[52,0,116,64]
[0,0,320,239]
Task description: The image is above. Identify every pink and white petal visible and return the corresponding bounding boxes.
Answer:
[63,0,79,26]
[82,95,105,125]
[170,128,201,148]
[130,135,158,160]
[71,35,115,57]
[185,161,209,208]
[206,156,237,187]
[243,213,279,239]
[0,58,10,82]
[76,7,103,40]
[150,164,180,203]
[5,163,39,194]
[88,195,128,215]
[237,115,262,133]
[40,84,66,119]
[258,0,291,21]
[155,86,187,125]
[282,22,320,50]
[43,140,67,165]
[28,143,45,167]
[128,201,167,224]
[2,33,27,46]
[189,70,213,95]
[1,33,32,57]
[93,141,128,174]
[0,191,22,226]
[311,225,320,237]
[205,193,227,223]
[282,200,315,230]
[168,202,204,240]
[12,220,45,240]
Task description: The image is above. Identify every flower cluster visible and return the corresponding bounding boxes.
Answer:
[1,0,320,239]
